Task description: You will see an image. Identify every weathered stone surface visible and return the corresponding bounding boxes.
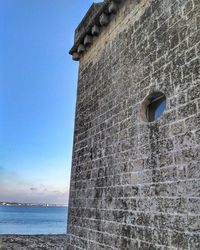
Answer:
[74,3,103,44]
[67,0,200,249]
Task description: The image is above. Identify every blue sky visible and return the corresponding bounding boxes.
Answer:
[0,0,101,205]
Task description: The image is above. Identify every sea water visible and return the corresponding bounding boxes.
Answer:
[0,206,68,235]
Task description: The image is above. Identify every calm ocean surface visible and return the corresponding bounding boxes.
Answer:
[0,206,68,235]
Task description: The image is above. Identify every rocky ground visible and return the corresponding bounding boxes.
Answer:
[0,235,67,250]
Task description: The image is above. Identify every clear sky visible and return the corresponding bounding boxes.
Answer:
[0,0,101,205]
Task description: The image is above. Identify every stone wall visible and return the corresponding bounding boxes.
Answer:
[67,0,200,249]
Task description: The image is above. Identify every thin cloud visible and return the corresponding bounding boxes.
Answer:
[53,190,60,193]
[0,166,69,205]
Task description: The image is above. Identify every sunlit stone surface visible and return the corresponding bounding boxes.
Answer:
[67,0,200,249]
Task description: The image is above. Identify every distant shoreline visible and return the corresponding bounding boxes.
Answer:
[0,202,67,208]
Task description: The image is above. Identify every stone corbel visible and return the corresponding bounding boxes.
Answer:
[91,25,100,36]
[108,1,119,14]
[77,44,85,54]
[84,35,93,46]
[99,13,109,26]
[72,52,80,61]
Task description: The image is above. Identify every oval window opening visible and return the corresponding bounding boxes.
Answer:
[141,92,166,122]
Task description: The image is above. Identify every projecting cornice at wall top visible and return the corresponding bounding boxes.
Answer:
[69,0,140,61]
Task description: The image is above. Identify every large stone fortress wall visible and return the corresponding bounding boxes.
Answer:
[67,0,200,249]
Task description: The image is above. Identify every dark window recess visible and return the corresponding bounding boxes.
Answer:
[146,93,166,122]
